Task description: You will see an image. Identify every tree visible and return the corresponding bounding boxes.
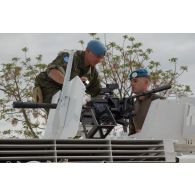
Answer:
[0,47,47,138]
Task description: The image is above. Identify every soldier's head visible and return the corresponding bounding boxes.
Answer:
[85,40,107,66]
[129,68,150,94]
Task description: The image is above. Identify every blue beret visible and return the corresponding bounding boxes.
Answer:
[129,68,149,80]
[87,40,107,57]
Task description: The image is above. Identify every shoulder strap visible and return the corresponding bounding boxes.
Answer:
[71,50,83,75]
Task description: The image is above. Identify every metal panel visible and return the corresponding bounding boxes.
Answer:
[0,139,174,163]
[111,140,166,162]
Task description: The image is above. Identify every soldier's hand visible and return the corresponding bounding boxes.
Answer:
[82,93,91,106]
[80,76,89,85]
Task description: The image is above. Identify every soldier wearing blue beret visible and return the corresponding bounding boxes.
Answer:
[33,40,107,114]
[129,68,149,80]
[128,68,164,135]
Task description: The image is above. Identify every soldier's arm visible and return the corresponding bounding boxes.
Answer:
[47,52,69,84]
[86,71,101,97]
[48,69,64,85]
[151,94,166,101]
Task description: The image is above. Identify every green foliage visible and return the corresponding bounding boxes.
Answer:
[149,57,192,97]
[0,47,47,138]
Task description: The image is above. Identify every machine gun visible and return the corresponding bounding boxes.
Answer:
[13,84,171,139]
[81,84,171,138]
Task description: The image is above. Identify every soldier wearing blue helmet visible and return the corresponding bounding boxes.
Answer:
[33,40,107,114]
[128,68,165,135]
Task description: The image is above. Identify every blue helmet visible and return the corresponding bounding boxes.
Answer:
[87,40,107,57]
[129,68,149,80]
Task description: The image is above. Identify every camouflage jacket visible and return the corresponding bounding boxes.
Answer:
[35,50,101,103]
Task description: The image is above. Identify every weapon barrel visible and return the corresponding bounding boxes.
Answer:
[150,84,171,93]
[13,101,57,109]
[131,84,171,99]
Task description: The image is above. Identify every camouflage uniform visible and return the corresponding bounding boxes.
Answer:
[35,50,101,104]
[129,94,165,135]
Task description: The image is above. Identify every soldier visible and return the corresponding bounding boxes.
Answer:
[33,40,107,113]
[128,68,165,135]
